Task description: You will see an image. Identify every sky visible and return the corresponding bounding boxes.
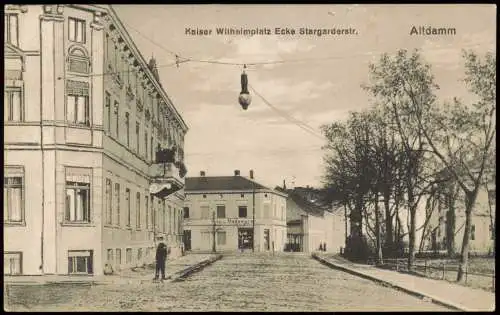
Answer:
[112,4,496,190]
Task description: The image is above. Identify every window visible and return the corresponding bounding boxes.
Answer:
[488,189,496,206]
[65,169,91,223]
[125,113,130,147]
[113,45,119,77]
[151,196,155,230]
[217,205,226,218]
[183,207,190,219]
[136,192,141,229]
[105,179,112,225]
[107,249,114,263]
[263,204,270,219]
[150,137,154,161]
[4,88,23,122]
[66,95,89,125]
[4,167,24,224]
[125,248,132,264]
[145,195,149,229]
[178,209,183,235]
[281,206,285,220]
[168,205,173,234]
[145,131,149,160]
[201,205,210,219]
[115,248,122,266]
[4,252,22,275]
[105,92,111,133]
[162,202,167,233]
[470,225,476,241]
[5,14,18,46]
[68,17,85,43]
[126,188,131,227]
[67,47,89,73]
[66,80,89,125]
[68,250,93,274]
[137,248,143,262]
[217,231,226,245]
[239,206,247,218]
[122,56,127,85]
[114,183,120,226]
[114,101,119,138]
[106,33,115,70]
[136,123,140,154]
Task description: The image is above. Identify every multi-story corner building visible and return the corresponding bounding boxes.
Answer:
[183,170,287,252]
[4,4,188,276]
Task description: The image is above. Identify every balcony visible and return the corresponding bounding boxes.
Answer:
[149,148,187,199]
[149,162,184,198]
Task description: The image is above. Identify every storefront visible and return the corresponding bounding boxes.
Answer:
[238,228,253,250]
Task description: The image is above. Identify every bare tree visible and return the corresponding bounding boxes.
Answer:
[408,51,496,281]
[363,50,442,270]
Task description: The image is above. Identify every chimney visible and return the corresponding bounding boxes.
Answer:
[234,170,240,176]
[249,170,254,179]
[200,171,205,177]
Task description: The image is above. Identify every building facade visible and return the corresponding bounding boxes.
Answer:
[281,187,345,253]
[422,177,496,255]
[183,170,288,253]
[4,4,188,276]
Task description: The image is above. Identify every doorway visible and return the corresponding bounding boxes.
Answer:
[183,230,191,251]
[238,228,253,250]
[264,229,270,251]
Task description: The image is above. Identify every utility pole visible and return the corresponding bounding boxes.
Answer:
[252,180,256,253]
[212,211,216,253]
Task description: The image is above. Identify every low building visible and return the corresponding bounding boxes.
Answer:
[422,173,496,255]
[280,186,346,253]
[183,170,288,253]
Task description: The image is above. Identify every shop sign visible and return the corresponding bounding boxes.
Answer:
[217,218,253,226]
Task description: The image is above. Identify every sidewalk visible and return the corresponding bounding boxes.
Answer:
[4,254,220,286]
[312,253,495,312]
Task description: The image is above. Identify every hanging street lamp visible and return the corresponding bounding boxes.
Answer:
[238,65,252,110]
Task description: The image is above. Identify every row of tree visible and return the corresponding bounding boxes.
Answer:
[321,49,495,282]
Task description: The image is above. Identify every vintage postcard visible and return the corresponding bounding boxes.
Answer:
[3,4,495,312]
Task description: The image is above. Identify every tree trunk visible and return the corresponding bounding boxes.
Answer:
[383,193,394,257]
[408,207,417,270]
[457,191,478,282]
[445,193,456,257]
[375,192,384,265]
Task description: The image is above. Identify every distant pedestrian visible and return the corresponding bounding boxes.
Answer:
[323,243,327,252]
[154,242,168,280]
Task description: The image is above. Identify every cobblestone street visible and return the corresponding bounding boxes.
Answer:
[5,253,451,312]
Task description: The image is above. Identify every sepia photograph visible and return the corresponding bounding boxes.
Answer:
[3,3,496,312]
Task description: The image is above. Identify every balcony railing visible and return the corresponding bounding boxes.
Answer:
[149,160,186,199]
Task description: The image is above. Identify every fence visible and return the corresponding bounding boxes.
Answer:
[368,258,495,292]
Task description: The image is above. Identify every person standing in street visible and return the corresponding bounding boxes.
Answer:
[154,242,168,281]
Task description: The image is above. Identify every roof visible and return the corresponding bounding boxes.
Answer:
[185,176,282,193]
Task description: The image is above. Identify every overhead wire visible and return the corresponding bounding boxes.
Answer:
[249,84,325,140]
